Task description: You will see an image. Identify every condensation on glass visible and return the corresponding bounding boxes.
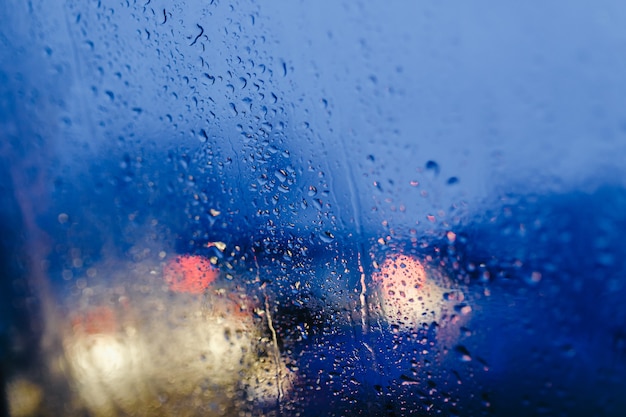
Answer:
[2,1,626,416]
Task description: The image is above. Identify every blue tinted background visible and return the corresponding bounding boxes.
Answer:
[2,1,626,416]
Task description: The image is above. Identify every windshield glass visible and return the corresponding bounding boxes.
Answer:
[2,1,626,416]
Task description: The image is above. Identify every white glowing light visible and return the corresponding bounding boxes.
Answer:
[65,332,147,415]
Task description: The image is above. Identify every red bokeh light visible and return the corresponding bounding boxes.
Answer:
[163,255,219,294]
[71,306,118,335]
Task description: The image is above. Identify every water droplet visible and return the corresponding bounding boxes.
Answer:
[203,73,216,84]
[425,160,440,177]
[312,199,323,210]
[197,128,208,143]
[274,169,287,183]
[528,271,542,284]
[319,231,335,243]
[454,345,472,362]
[454,304,472,315]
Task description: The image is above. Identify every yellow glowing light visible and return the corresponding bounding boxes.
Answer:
[65,296,293,415]
[7,378,42,417]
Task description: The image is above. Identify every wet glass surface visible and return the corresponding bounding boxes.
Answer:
[2,1,626,416]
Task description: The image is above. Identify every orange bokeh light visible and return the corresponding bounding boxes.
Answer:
[372,254,448,330]
[373,254,428,288]
[163,255,219,294]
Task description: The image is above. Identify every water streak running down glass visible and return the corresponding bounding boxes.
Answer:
[2,1,626,416]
